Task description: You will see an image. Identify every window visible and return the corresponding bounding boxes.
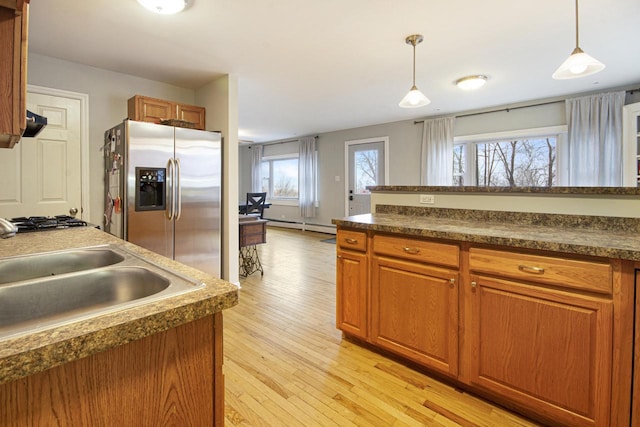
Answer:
[453,129,562,187]
[354,149,379,194]
[261,156,299,199]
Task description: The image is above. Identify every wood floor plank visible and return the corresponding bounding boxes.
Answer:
[224,227,542,427]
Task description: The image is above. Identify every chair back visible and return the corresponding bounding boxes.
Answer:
[245,192,267,218]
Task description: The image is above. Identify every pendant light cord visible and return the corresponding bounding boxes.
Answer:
[575,0,579,47]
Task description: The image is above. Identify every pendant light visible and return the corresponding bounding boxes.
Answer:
[399,34,430,108]
[137,0,187,15]
[552,0,605,79]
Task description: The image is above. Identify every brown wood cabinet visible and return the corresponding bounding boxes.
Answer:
[0,0,29,148]
[127,95,206,130]
[0,313,225,427]
[336,230,368,340]
[336,227,634,427]
[633,269,640,426]
[371,234,459,376]
[466,273,612,427]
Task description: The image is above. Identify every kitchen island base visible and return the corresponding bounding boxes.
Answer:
[0,312,224,427]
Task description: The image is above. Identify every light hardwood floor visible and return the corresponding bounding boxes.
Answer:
[224,227,542,427]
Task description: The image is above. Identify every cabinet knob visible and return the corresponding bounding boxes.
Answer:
[449,278,455,286]
[471,281,477,288]
[337,255,342,259]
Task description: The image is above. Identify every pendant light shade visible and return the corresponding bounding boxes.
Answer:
[399,34,430,108]
[137,0,187,15]
[552,0,605,79]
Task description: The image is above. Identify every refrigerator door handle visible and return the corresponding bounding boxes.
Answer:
[175,158,182,221]
[166,159,174,220]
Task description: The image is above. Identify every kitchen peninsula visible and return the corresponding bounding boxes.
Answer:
[333,186,640,427]
[0,226,238,426]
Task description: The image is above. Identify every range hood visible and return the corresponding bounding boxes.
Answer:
[23,110,47,138]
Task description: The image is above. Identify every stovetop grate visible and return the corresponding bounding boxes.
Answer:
[9,216,88,233]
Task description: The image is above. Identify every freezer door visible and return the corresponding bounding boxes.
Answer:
[126,121,175,259]
[174,127,222,277]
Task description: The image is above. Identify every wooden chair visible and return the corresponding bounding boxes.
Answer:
[245,192,267,218]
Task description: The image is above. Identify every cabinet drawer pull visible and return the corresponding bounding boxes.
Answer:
[403,247,421,255]
[345,238,358,244]
[518,265,545,274]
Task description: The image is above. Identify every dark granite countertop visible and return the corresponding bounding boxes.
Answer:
[0,227,238,385]
[332,208,640,261]
[367,186,640,196]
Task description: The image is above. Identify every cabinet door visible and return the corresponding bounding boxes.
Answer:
[336,249,368,340]
[466,274,612,427]
[177,103,206,130]
[371,256,458,376]
[0,2,28,148]
[128,95,175,124]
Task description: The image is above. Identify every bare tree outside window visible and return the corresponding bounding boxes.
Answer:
[453,145,465,186]
[261,157,299,198]
[455,137,557,187]
[354,150,378,193]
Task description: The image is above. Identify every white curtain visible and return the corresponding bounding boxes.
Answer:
[250,145,263,192]
[566,91,625,186]
[298,136,317,218]
[420,117,455,185]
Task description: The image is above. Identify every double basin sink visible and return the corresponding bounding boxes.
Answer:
[0,244,204,341]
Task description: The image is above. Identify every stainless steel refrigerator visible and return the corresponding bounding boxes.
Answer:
[104,120,221,277]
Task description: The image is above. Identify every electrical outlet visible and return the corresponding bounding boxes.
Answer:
[419,194,435,204]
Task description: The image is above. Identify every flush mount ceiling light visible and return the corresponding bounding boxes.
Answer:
[137,0,187,15]
[399,34,430,108]
[552,0,605,79]
[455,75,488,90]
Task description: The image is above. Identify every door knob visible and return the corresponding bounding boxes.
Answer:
[69,207,78,217]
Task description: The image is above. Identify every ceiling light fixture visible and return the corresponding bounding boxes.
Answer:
[552,0,604,79]
[399,34,430,108]
[137,0,187,15]
[455,75,488,90]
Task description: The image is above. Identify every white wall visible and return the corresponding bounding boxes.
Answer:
[372,191,640,218]
[196,75,240,284]
[27,53,197,226]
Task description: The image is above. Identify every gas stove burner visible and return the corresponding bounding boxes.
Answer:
[8,215,88,233]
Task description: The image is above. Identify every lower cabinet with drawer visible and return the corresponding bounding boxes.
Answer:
[335,227,633,427]
[371,234,460,377]
[465,273,612,427]
[336,229,368,340]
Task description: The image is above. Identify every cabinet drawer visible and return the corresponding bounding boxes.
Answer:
[373,235,459,268]
[337,230,367,252]
[469,247,612,294]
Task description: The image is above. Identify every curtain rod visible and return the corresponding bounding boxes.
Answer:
[249,135,318,147]
[413,86,640,124]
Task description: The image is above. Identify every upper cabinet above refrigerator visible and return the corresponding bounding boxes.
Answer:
[127,95,206,130]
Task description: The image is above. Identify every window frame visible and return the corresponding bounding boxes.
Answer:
[453,125,568,186]
[261,153,300,205]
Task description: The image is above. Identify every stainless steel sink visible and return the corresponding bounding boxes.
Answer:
[0,244,204,341]
[0,247,125,284]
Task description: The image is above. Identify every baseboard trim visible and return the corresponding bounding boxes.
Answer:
[266,220,336,235]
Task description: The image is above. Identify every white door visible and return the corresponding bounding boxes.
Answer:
[0,92,82,219]
[345,137,388,216]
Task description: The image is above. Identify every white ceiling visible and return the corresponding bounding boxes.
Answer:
[28,0,640,143]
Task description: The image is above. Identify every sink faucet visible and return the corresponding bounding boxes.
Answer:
[0,218,18,238]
